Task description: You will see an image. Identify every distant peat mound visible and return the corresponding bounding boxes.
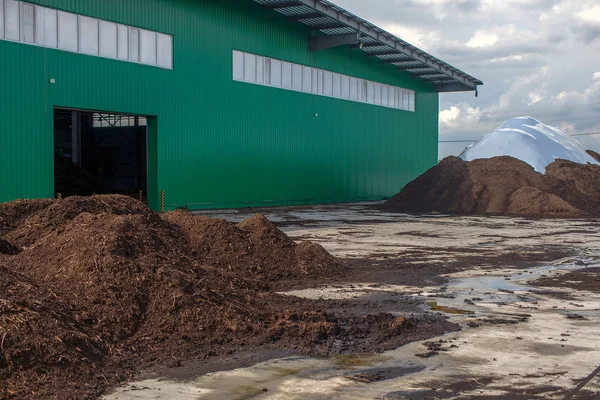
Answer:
[385,156,600,218]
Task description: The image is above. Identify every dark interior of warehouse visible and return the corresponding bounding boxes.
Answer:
[53,108,147,199]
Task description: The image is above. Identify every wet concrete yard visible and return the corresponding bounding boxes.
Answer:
[105,204,600,399]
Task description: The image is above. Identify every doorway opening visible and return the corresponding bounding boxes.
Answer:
[54,108,148,201]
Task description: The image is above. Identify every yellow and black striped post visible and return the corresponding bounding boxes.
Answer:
[159,190,165,213]
[138,190,143,202]
[56,193,62,200]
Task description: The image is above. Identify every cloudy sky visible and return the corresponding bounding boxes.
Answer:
[334,0,600,158]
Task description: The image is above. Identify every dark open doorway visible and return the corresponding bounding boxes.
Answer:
[54,108,148,200]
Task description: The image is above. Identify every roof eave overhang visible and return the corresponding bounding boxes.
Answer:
[256,0,483,93]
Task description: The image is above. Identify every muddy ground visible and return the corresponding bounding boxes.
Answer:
[105,203,600,400]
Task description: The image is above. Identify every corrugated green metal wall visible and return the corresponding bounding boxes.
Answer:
[0,0,439,210]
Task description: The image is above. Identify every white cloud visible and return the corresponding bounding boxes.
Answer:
[467,31,499,47]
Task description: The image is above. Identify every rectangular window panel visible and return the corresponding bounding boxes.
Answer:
[270,59,282,87]
[332,73,341,98]
[256,56,264,84]
[129,28,139,61]
[5,0,20,41]
[0,0,4,40]
[311,68,318,93]
[243,53,256,83]
[302,66,311,93]
[99,21,117,58]
[157,33,172,69]
[43,8,57,48]
[264,58,271,85]
[79,15,99,55]
[34,5,44,45]
[388,86,395,108]
[323,71,333,96]
[374,83,382,105]
[394,88,400,108]
[317,70,324,94]
[409,91,415,111]
[403,89,410,110]
[117,24,128,60]
[282,62,292,89]
[341,75,350,99]
[58,11,78,52]
[349,77,358,101]
[381,85,389,107]
[21,3,34,43]
[366,81,375,103]
[292,64,302,91]
[140,29,156,65]
[232,50,244,81]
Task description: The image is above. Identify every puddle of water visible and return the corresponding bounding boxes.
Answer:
[105,258,600,400]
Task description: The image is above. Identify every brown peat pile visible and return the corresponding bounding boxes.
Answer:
[385,156,600,218]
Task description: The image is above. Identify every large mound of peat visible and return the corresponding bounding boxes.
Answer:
[0,195,446,399]
[164,210,341,280]
[385,156,600,218]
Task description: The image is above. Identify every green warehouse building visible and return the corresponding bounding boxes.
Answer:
[0,0,481,211]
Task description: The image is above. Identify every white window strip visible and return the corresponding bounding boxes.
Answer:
[0,1,172,69]
[231,50,416,112]
[0,0,4,40]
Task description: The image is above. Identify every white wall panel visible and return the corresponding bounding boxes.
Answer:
[341,75,350,99]
[331,73,340,98]
[5,0,20,41]
[58,11,77,52]
[282,61,292,89]
[20,3,34,43]
[0,0,4,40]
[302,66,311,93]
[232,50,244,81]
[34,5,44,45]
[292,64,302,91]
[117,24,128,60]
[99,20,117,58]
[264,58,271,85]
[323,71,333,96]
[349,77,358,101]
[156,32,172,69]
[270,59,281,87]
[129,28,139,61]
[256,55,264,84]
[243,52,256,83]
[381,85,389,106]
[79,15,98,55]
[43,7,57,48]
[140,29,156,65]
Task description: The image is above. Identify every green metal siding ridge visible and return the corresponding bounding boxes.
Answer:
[0,0,439,210]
